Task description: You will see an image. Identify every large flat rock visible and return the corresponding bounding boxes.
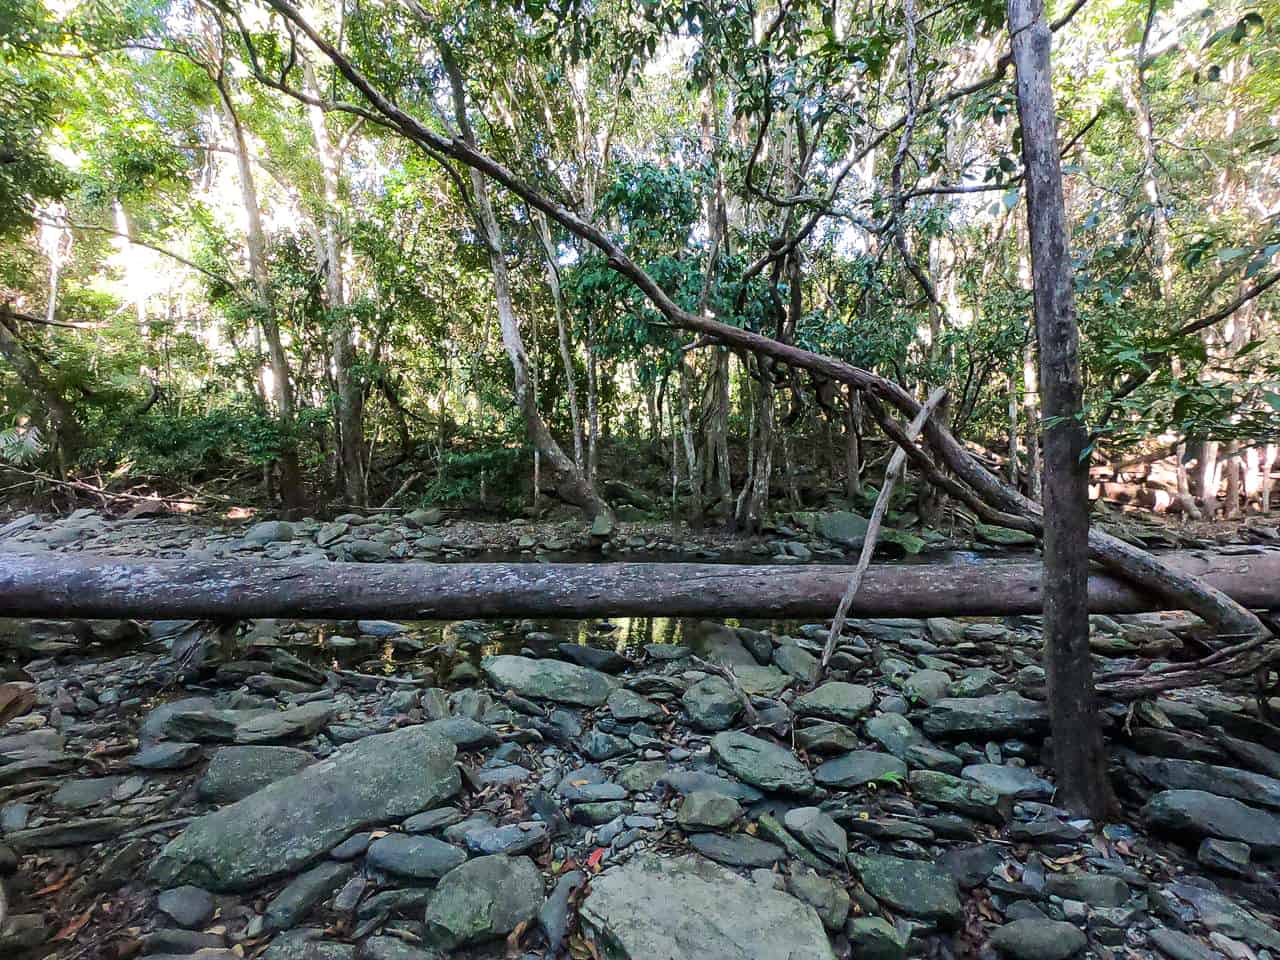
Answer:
[150,725,460,890]
[581,854,835,960]
[481,655,617,706]
[1143,789,1280,855]
[921,692,1049,740]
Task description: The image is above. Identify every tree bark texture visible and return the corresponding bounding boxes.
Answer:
[1,549,1277,622]
[442,52,610,522]
[305,61,365,507]
[1010,0,1111,816]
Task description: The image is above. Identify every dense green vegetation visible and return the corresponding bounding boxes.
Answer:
[2,0,1278,523]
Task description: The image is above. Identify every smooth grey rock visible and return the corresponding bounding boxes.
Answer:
[6,817,129,850]
[990,919,1087,960]
[538,870,587,952]
[461,821,548,856]
[1143,789,1280,854]
[607,688,662,722]
[688,833,785,868]
[846,917,907,960]
[197,745,314,803]
[131,742,202,770]
[265,861,354,930]
[232,701,335,744]
[909,770,1007,823]
[421,717,499,751]
[962,763,1055,800]
[422,855,543,949]
[1167,882,1280,950]
[143,929,227,954]
[814,511,869,548]
[864,713,926,758]
[787,867,850,930]
[52,777,124,810]
[795,721,859,754]
[658,771,763,803]
[677,791,741,832]
[367,834,466,879]
[773,643,819,680]
[1124,754,1280,811]
[580,854,836,960]
[1197,837,1250,875]
[157,885,215,928]
[245,521,294,544]
[850,854,962,927]
[711,731,814,795]
[922,693,1049,739]
[1148,928,1225,960]
[681,677,743,731]
[794,683,874,723]
[783,807,847,863]
[1044,872,1129,906]
[152,726,460,890]
[902,670,951,705]
[261,929,353,960]
[482,655,616,706]
[939,844,1003,889]
[815,751,906,788]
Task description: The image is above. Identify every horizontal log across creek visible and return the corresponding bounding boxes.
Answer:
[0,548,1278,621]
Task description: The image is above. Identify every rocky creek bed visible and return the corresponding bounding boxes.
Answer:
[0,512,1278,960]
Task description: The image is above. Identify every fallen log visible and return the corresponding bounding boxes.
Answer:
[0,549,1278,621]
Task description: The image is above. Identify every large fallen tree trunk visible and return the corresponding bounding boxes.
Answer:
[1,549,1278,621]
[250,0,1266,647]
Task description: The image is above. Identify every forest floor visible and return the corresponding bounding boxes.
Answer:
[0,509,1279,960]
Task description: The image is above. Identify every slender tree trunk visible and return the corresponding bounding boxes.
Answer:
[707,349,732,506]
[442,53,610,522]
[534,211,584,468]
[1021,334,1042,501]
[586,313,600,482]
[1010,0,1113,817]
[1262,444,1276,513]
[736,375,774,532]
[1199,440,1220,515]
[1007,364,1020,487]
[305,62,365,507]
[845,388,864,500]
[1223,440,1241,519]
[678,358,703,528]
[217,79,305,517]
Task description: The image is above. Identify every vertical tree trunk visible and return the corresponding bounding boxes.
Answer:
[1009,0,1113,817]
[1021,335,1042,500]
[305,62,365,507]
[217,79,305,517]
[1007,364,1020,487]
[736,375,774,533]
[1223,440,1241,519]
[1199,440,1220,515]
[845,388,864,500]
[707,349,732,506]
[586,313,600,482]
[534,211,584,468]
[678,358,704,528]
[442,53,610,522]
[1262,444,1276,513]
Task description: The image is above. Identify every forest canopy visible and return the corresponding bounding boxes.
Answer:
[1,0,1278,523]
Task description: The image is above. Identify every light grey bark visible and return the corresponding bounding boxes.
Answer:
[305,61,365,507]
